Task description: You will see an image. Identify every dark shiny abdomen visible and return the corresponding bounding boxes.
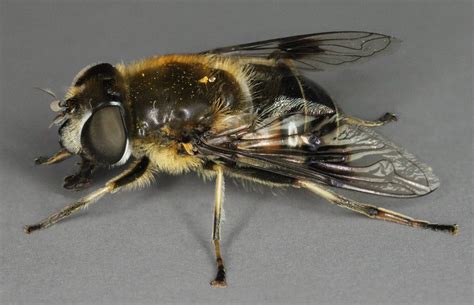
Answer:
[249,63,336,116]
[298,77,336,110]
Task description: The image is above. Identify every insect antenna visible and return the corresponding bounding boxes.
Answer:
[34,87,65,113]
[34,86,58,99]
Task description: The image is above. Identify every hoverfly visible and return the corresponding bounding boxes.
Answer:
[25,31,458,288]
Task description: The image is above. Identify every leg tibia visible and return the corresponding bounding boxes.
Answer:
[35,149,72,165]
[210,166,227,288]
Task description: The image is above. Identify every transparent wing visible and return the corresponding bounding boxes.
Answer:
[202,31,400,71]
[198,113,439,198]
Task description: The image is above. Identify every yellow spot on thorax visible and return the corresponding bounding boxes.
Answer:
[198,75,216,84]
[198,76,209,84]
[181,143,195,155]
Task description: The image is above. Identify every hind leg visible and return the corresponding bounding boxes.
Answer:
[297,180,458,235]
[342,112,398,127]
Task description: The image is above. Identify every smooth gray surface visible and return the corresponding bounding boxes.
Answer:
[0,1,472,305]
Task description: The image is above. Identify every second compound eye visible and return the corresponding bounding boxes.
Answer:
[81,106,128,165]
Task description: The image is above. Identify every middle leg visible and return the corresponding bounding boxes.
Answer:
[210,165,227,288]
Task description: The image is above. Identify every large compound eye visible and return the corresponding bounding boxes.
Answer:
[81,106,127,164]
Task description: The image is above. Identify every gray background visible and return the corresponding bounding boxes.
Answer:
[0,1,472,304]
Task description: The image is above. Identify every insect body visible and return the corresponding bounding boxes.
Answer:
[26,31,457,288]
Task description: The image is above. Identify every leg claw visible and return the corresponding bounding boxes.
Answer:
[24,224,42,234]
[34,156,49,165]
[210,267,227,288]
[63,175,91,191]
[210,279,227,288]
[379,112,398,123]
[426,223,459,236]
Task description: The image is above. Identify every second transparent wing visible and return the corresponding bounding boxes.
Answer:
[202,31,400,71]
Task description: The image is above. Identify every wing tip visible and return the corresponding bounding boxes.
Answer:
[425,168,440,193]
[388,36,403,52]
[389,36,402,46]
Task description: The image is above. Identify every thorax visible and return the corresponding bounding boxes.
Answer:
[120,55,253,143]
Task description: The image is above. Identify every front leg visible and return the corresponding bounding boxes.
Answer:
[34,149,96,191]
[35,149,72,165]
[24,157,151,234]
[63,158,96,191]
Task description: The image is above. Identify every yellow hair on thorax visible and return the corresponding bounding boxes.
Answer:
[133,139,203,175]
[117,54,256,106]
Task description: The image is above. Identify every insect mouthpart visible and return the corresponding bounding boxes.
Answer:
[50,98,80,128]
[49,113,68,128]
